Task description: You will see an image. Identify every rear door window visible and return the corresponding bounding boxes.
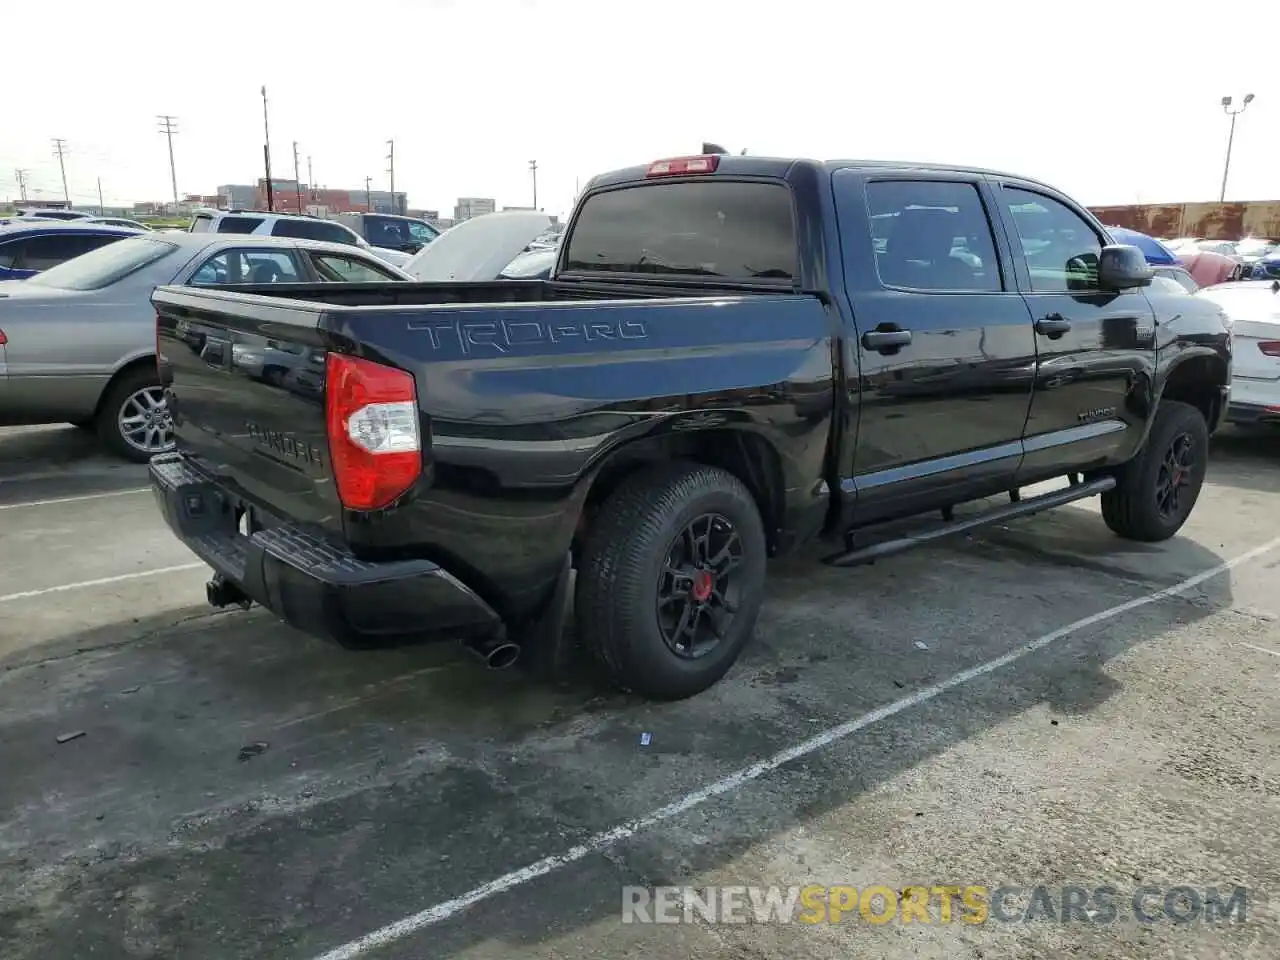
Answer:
[563,180,797,282]
[216,216,264,235]
[191,249,304,284]
[270,218,359,245]
[190,214,215,233]
[865,180,1003,292]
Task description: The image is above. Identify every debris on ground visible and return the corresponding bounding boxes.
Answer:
[237,741,269,762]
[55,730,86,744]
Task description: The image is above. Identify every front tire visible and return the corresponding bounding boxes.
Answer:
[1101,400,1208,542]
[575,462,768,701]
[96,367,175,464]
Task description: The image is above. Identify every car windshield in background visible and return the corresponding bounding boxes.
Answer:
[563,180,797,281]
[364,216,437,248]
[25,237,180,290]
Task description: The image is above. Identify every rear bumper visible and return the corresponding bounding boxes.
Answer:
[1225,400,1280,426]
[149,453,502,646]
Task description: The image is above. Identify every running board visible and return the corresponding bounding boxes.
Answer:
[821,475,1116,568]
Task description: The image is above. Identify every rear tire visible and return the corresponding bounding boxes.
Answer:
[575,462,768,701]
[1101,400,1208,542]
[96,366,174,464]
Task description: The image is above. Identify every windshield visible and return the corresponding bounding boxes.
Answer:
[564,180,798,281]
[25,236,180,290]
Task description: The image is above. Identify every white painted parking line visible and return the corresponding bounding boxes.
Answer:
[0,488,150,511]
[1239,641,1280,659]
[0,563,205,604]
[308,534,1280,960]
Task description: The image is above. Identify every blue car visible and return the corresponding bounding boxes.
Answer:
[0,222,144,280]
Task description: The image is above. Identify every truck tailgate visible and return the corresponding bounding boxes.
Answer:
[155,286,343,536]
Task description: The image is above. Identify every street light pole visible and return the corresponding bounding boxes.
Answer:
[529,159,538,210]
[261,85,275,212]
[1219,93,1255,203]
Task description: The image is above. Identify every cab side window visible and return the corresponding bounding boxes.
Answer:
[865,180,1002,292]
[1001,187,1103,293]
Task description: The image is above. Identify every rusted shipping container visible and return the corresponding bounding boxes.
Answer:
[1089,201,1280,241]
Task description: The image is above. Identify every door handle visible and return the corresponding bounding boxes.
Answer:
[1035,314,1072,338]
[861,328,913,353]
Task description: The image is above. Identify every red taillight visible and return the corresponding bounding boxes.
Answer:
[1258,341,1280,357]
[0,328,7,345]
[646,155,720,178]
[324,353,421,511]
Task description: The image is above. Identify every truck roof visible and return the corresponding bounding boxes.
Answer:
[584,155,1058,194]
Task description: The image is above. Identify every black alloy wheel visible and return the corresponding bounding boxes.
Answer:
[1155,430,1197,522]
[656,513,744,660]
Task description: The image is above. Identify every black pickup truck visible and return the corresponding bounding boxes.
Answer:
[150,153,1232,701]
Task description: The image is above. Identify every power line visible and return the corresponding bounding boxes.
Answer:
[51,139,70,205]
[157,115,179,210]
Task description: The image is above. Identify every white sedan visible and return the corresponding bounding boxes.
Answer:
[1197,280,1280,427]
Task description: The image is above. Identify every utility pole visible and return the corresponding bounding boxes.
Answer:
[97,177,104,215]
[1219,93,1256,203]
[292,141,302,212]
[307,155,314,202]
[157,115,179,210]
[529,159,538,210]
[365,176,372,212]
[14,169,30,203]
[385,140,396,214]
[261,86,275,212]
[51,139,70,207]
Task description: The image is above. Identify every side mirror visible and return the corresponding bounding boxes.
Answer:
[1098,244,1153,290]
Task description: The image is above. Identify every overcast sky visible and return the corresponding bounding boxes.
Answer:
[5,0,1276,219]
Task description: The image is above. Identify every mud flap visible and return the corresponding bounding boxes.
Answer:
[516,552,576,681]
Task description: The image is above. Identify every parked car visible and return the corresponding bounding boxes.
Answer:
[329,212,440,262]
[0,222,145,280]
[186,209,406,266]
[9,208,93,222]
[1104,226,1179,265]
[499,247,558,279]
[149,153,1230,702]
[84,217,154,231]
[400,210,555,281]
[1196,279,1280,427]
[1104,226,1198,292]
[0,233,410,462]
[1233,236,1277,266]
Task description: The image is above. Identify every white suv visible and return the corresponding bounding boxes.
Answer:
[187,209,407,266]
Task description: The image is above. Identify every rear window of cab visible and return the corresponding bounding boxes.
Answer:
[563,180,797,282]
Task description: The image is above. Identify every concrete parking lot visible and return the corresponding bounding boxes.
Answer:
[1,423,1279,960]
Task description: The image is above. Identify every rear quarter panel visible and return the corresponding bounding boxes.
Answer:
[334,293,837,617]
